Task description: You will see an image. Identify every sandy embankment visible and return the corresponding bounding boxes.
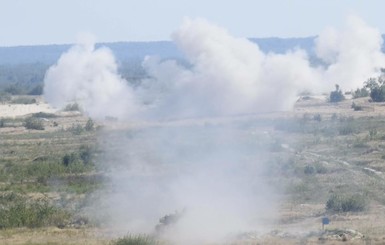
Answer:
[0,103,57,118]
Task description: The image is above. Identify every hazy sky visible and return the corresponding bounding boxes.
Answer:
[1,0,385,46]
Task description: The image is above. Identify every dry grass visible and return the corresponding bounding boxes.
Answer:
[2,96,385,244]
[0,227,110,245]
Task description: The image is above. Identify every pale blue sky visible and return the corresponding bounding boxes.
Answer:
[1,0,385,46]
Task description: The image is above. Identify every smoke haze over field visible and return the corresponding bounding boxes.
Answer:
[43,38,138,120]
[44,16,385,119]
[98,125,277,243]
[43,15,385,243]
[316,15,385,90]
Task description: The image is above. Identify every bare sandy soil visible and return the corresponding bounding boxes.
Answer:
[0,96,57,118]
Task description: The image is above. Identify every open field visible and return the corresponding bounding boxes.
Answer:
[2,95,385,244]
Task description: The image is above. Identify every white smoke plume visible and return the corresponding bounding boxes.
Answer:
[43,36,137,120]
[316,15,385,90]
[44,16,385,120]
[43,15,385,244]
[140,18,317,118]
[99,126,277,244]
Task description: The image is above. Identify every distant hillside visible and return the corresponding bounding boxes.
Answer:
[4,35,385,65]
[250,36,316,55]
[0,41,181,65]
[0,37,320,65]
[2,36,384,91]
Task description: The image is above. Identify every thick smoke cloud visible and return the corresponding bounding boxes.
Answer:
[44,16,385,119]
[316,15,385,90]
[99,126,277,244]
[44,38,137,120]
[43,15,385,243]
[141,18,316,118]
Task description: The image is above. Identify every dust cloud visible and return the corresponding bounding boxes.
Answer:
[43,15,385,244]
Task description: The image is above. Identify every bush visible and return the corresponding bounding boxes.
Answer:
[326,194,367,212]
[112,234,159,245]
[68,124,84,135]
[329,84,345,103]
[338,123,354,135]
[0,194,70,228]
[63,147,94,167]
[32,112,57,118]
[79,145,93,165]
[62,153,78,167]
[11,96,36,104]
[352,87,369,98]
[351,102,363,111]
[64,103,81,111]
[369,86,385,102]
[304,163,327,175]
[85,118,94,131]
[365,76,385,102]
[24,117,44,130]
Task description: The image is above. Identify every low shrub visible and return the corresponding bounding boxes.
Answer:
[352,87,369,99]
[32,112,57,118]
[329,84,345,103]
[326,194,367,212]
[62,148,94,168]
[64,103,81,112]
[351,102,363,111]
[24,117,44,130]
[68,124,84,135]
[304,163,327,175]
[11,96,36,104]
[338,124,354,135]
[79,145,94,165]
[62,153,78,167]
[0,117,20,128]
[85,118,94,131]
[0,194,70,228]
[111,234,159,245]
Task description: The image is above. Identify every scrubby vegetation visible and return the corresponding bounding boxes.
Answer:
[352,87,369,99]
[3,91,385,244]
[24,116,44,130]
[326,194,367,212]
[0,109,99,236]
[32,111,57,118]
[111,234,160,245]
[0,193,70,228]
[329,84,345,102]
[64,102,81,112]
[362,74,385,102]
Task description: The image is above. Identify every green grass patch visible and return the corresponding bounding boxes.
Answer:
[32,112,57,118]
[24,117,44,130]
[11,96,37,104]
[0,193,71,229]
[111,234,161,245]
[326,194,368,212]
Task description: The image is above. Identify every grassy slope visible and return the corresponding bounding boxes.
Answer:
[2,96,385,244]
